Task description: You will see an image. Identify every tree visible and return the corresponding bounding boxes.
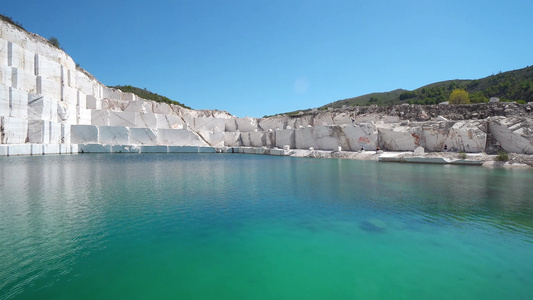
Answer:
[448,89,470,104]
[48,37,60,48]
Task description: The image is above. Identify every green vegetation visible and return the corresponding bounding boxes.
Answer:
[495,151,510,162]
[48,37,60,48]
[111,85,191,109]
[458,152,467,159]
[449,89,470,104]
[278,65,533,115]
[0,13,24,30]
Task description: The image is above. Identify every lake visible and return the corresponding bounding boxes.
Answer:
[1,154,532,299]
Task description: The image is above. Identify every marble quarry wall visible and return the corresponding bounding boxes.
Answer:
[1,19,532,156]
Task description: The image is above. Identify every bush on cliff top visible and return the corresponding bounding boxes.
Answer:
[111,85,191,109]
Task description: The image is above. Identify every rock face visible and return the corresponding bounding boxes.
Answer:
[1,19,532,155]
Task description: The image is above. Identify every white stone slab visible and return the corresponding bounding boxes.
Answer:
[197,131,224,147]
[37,76,61,100]
[61,124,71,144]
[85,95,101,110]
[124,100,152,113]
[98,126,129,145]
[79,144,111,153]
[102,87,123,100]
[198,147,216,153]
[27,120,50,143]
[0,145,7,156]
[0,84,9,117]
[9,87,28,118]
[157,129,207,146]
[152,102,173,115]
[193,117,226,132]
[27,93,57,121]
[62,85,78,105]
[77,107,91,125]
[0,65,12,87]
[130,128,157,145]
[135,112,158,128]
[91,110,109,126]
[1,116,27,144]
[122,92,137,101]
[31,144,43,155]
[50,122,62,144]
[109,111,136,127]
[235,117,258,132]
[340,123,378,151]
[71,125,99,144]
[7,144,32,156]
[70,144,79,154]
[168,146,198,153]
[11,68,37,93]
[57,101,76,124]
[258,118,286,131]
[7,42,34,73]
[156,114,183,129]
[59,144,71,154]
[35,54,61,82]
[275,129,295,149]
[0,38,7,67]
[224,131,241,147]
[225,118,237,132]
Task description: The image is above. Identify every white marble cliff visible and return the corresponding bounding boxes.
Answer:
[1,19,532,156]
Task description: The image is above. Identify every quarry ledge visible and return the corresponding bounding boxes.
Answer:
[2,144,530,169]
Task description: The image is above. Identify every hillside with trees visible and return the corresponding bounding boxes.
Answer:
[111,85,191,109]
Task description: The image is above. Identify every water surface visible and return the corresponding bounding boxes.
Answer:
[1,154,532,299]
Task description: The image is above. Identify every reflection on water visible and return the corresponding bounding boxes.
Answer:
[1,154,533,299]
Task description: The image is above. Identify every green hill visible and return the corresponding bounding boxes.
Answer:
[110,85,191,109]
[280,65,533,116]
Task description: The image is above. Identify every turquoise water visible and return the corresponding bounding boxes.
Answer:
[1,154,533,299]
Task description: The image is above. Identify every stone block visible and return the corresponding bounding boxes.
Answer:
[152,102,173,115]
[35,54,61,82]
[7,144,32,156]
[168,146,198,153]
[11,68,37,93]
[122,92,137,101]
[60,144,71,154]
[193,117,226,132]
[98,126,129,145]
[27,120,50,143]
[109,111,136,127]
[124,100,152,113]
[77,107,92,125]
[28,93,56,121]
[9,87,28,118]
[130,128,157,145]
[71,125,99,144]
[112,145,141,153]
[141,145,168,153]
[57,101,76,124]
[489,117,532,154]
[294,126,339,151]
[31,144,43,155]
[102,98,127,111]
[275,129,295,149]
[414,146,425,155]
[62,85,78,105]
[50,122,62,144]
[86,95,101,110]
[0,84,9,117]
[75,71,100,98]
[0,145,7,156]
[445,121,486,153]
[377,124,420,151]
[0,38,7,67]
[37,76,61,100]
[135,112,158,128]
[0,65,12,87]
[225,118,237,131]
[268,148,285,156]
[91,110,109,126]
[102,86,122,100]
[224,131,241,147]
[259,117,286,131]
[79,144,111,153]
[7,42,34,73]
[77,91,87,109]
[235,117,257,132]
[70,144,79,154]
[197,131,224,147]
[340,124,378,151]
[61,124,71,144]
[156,114,183,129]
[1,116,27,144]
[157,129,207,146]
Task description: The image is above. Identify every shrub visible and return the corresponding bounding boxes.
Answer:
[458,152,467,159]
[48,37,60,48]
[495,151,509,161]
[449,89,470,104]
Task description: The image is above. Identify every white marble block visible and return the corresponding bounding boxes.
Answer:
[341,123,378,151]
[130,128,157,145]
[71,124,99,144]
[446,121,486,153]
[79,144,111,153]
[28,93,56,121]
[193,117,226,132]
[0,84,9,116]
[60,122,72,144]
[0,65,13,87]
[156,114,184,129]
[59,144,71,154]
[258,118,286,131]
[152,102,173,115]
[77,107,92,125]
[77,91,87,109]
[224,131,241,147]
[9,87,28,118]
[7,42,34,73]
[35,54,61,82]
[57,101,76,124]
[197,131,224,147]
[124,100,152,113]
[141,145,168,153]
[225,118,237,132]
[31,144,43,155]
[61,85,78,105]
[27,120,50,143]
[235,117,258,132]
[98,126,129,145]
[102,86,122,100]
[295,125,339,151]
[122,92,137,101]
[109,111,136,127]
[85,95,101,110]
[275,129,295,149]
[377,124,421,151]
[7,144,32,156]
[157,129,207,146]
[43,144,60,154]
[489,117,532,154]
[0,38,7,67]
[11,68,37,93]
[135,112,158,128]
[91,110,109,126]
[37,76,61,100]
[1,116,28,144]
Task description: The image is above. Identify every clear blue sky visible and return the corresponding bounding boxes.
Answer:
[2,0,533,117]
